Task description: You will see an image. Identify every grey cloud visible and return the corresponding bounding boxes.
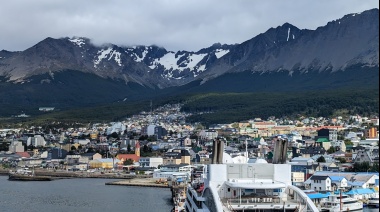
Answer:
[0,0,378,52]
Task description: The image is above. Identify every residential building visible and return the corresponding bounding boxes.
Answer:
[79,152,102,164]
[8,140,24,153]
[139,157,163,168]
[27,135,46,147]
[315,138,331,151]
[199,130,218,140]
[353,150,374,166]
[365,127,378,139]
[316,128,337,142]
[66,154,81,165]
[330,176,349,191]
[48,148,68,160]
[300,145,326,158]
[291,172,305,186]
[307,175,332,191]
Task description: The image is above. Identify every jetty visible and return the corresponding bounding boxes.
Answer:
[105,178,169,188]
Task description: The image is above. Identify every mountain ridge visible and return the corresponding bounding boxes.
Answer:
[0,8,378,116]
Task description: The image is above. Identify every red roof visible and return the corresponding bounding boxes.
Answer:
[16,152,30,158]
[116,154,140,162]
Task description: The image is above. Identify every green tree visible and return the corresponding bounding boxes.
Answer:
[370,163,379,172]
[123,159,134,165]
[327,146,336,154]
[336,157,346,163]
[143,145,149,153]
[348,162,371,172]
[316,156,326,163]
[71,146,77,151]
[344,139,353,146]
[111,132,119,139]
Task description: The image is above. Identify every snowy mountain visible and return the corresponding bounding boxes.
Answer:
[0,8,378,113]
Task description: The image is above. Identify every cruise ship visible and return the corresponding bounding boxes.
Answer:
[184,138,318,212]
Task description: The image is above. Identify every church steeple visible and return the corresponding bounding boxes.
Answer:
[135,141,140,157]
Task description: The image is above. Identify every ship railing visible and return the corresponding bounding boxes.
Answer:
[223,196,299,205]
[287,185,319,212]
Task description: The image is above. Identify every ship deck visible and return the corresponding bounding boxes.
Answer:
[222,196,301,211]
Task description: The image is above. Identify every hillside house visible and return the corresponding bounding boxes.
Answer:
[306,175,332,192]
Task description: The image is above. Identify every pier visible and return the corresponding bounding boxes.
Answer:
[105,178,169,188]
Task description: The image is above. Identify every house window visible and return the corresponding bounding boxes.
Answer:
[319,187,322,190]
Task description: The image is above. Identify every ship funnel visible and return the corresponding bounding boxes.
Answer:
[272,138,288,164]
[212,138,224,164]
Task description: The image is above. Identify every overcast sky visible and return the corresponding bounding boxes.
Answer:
[1,0,378,52]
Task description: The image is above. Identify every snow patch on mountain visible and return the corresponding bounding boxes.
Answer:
[94,48,122,68]
[135,50,148,62]
[215,49,230,58]
[150,52,207,71]
[287,28,290,41]
[69,37,85,47]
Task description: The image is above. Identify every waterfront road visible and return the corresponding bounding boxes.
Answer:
[0,168,152,180]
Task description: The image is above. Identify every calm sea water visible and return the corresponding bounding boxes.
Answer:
[0,176,377,212]
[0,176,173,212]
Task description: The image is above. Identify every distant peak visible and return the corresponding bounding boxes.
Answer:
[211,43,222,48]
[279,22,298,30]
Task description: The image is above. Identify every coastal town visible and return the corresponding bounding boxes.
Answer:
[0,103,379,211]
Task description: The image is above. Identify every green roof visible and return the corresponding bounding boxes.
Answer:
[316,138,330,142]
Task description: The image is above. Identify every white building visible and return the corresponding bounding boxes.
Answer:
[74,139,90,145]
[27,135,46,147]
[199,129,218,140]
[139,157,163,168]
[307,175,332,191]
[8,140,24,153]
[106,122,126,135]
[329,176,349,191]
[291,172,305,186]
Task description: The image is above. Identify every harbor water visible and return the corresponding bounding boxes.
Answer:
[0,176,173,212]
[0,176,377,212]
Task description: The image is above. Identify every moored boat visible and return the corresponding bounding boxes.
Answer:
[320,193,363,212]
[8,173,53,181]
[8,168,53,181]
[368,196,379,208]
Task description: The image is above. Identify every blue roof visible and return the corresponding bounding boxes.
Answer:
[330,176,346,181]
[347,181,365,186]
[306,192,330,199]
[345,188,375,195]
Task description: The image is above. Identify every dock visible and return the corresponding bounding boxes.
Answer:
[105,178,169,188]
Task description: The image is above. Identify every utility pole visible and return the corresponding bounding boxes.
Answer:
[150,100,153,114]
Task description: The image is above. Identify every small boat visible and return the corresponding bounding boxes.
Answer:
[368,196,379,208]
[8,173,53,181]
[8,168,53,181]
[320,192,363,212]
